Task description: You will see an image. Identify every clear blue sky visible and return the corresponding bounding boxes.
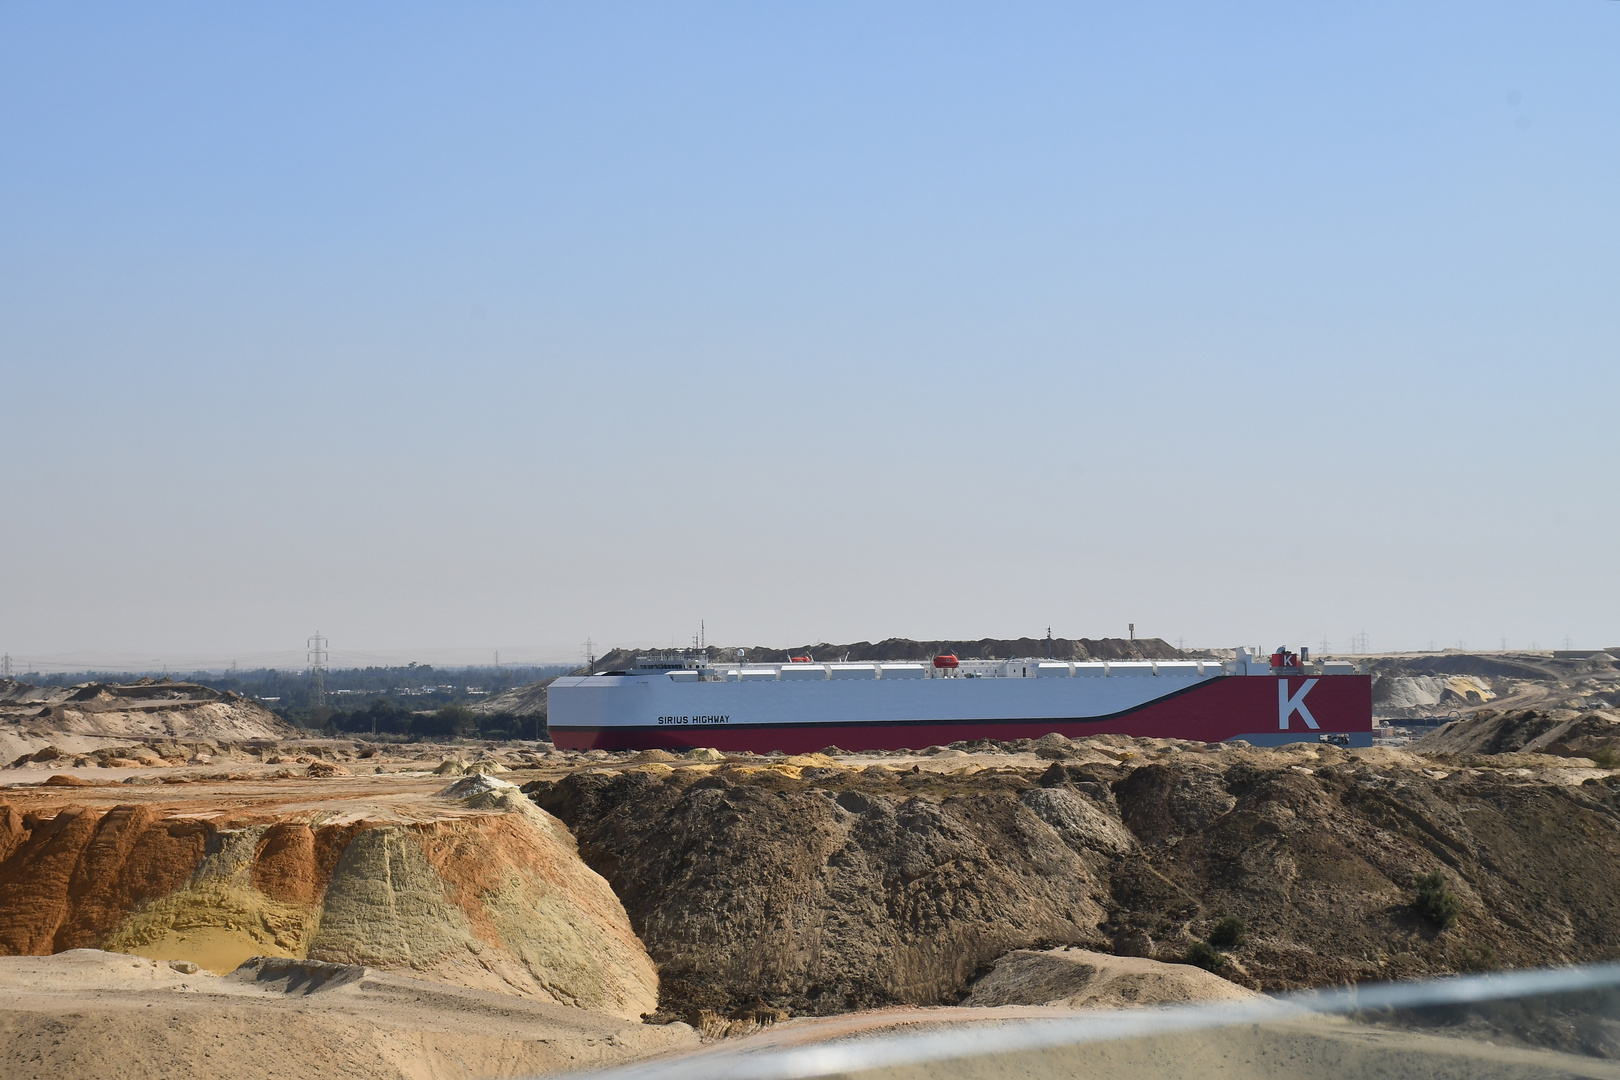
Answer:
[2,2,1616,667]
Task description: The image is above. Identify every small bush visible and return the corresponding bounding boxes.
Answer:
[1183,941,1226,972]
[1415,870,1462,929]
[1455,942,1498,973]
[1590,746,1619,769]
[1207,915,1247,949]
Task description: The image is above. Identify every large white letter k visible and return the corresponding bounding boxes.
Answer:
[1279,679,1319,730]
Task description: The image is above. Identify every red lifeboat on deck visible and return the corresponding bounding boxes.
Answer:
[789,654,814,663]
[933,654,960,669]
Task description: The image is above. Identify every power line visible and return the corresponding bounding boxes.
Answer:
[307,632,329,707]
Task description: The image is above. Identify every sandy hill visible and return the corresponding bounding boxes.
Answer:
[7,733,1620,1078]
[962,946,1258,1008]
[0,949,690,1080]
[0,773,656,1019]
[468,678,554,718]
[528,736,1620,1018]
[1368,651,1620,720]
[1,679,295,765]
[589,636,1181,673]
[1414,707,1620,760]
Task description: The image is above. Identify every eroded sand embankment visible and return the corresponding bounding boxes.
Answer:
[0,772,656,1020]
[4,733,1620,1079]
[528,736,1620,1018]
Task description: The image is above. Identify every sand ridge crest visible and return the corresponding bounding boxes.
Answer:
[0,778,660,1019]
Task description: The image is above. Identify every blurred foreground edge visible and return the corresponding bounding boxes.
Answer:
[549,961,1620,1080]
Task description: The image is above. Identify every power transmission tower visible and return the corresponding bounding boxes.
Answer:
[494,650,500,670]
[1351,630,1370,655]
[1319,637,1330,657]
[0,654,11,679]
[583,639,596,675]
[306,633,329,708]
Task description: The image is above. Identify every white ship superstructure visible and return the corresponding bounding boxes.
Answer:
[547,648,1371,753]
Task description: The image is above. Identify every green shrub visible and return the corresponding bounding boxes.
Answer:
[1590,745,1619,769]
[1183,940,1226,972]
[1207,915,1247,948]
[1415,870,1462,929]
[1455,941,1498,972]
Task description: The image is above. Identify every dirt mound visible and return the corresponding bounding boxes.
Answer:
[468,679,554,719]
[438,774,517,798]
[0,679,295,749]
[1375,654,1551,681]
[1376,674,1496,710]
[311,788,658,1016]
[530,767,1114,1017]
[42,774,99,787]
[963,947,1258,1008]
[1415,708,1620,759]
[1366,651,1620,722]
[230,955,369,994]
[586,637,1182,673]
[0,787,659,1019]
[0,950,692,1080]
[529,741,1620,1016]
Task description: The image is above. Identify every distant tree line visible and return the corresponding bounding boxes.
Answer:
[12,663,563,741]
[199,662,567,711]
[320,699,542,742]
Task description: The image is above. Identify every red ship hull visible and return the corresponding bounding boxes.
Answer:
[549,674,1372,754]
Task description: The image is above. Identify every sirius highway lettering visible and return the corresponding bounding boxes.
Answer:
[656,715,731,726]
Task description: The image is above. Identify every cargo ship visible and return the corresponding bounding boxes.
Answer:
[546,646,1372,753]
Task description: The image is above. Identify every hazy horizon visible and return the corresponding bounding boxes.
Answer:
[3,3,1616,664]
[6,633,1609,679]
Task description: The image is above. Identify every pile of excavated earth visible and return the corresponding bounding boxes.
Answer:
[0,678,297,767]
[0,752,680,1079]
[1368,649,1620,721]
[588,636,1182,674]
[530,722,1620,1021]
[3,678,1620,1079]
